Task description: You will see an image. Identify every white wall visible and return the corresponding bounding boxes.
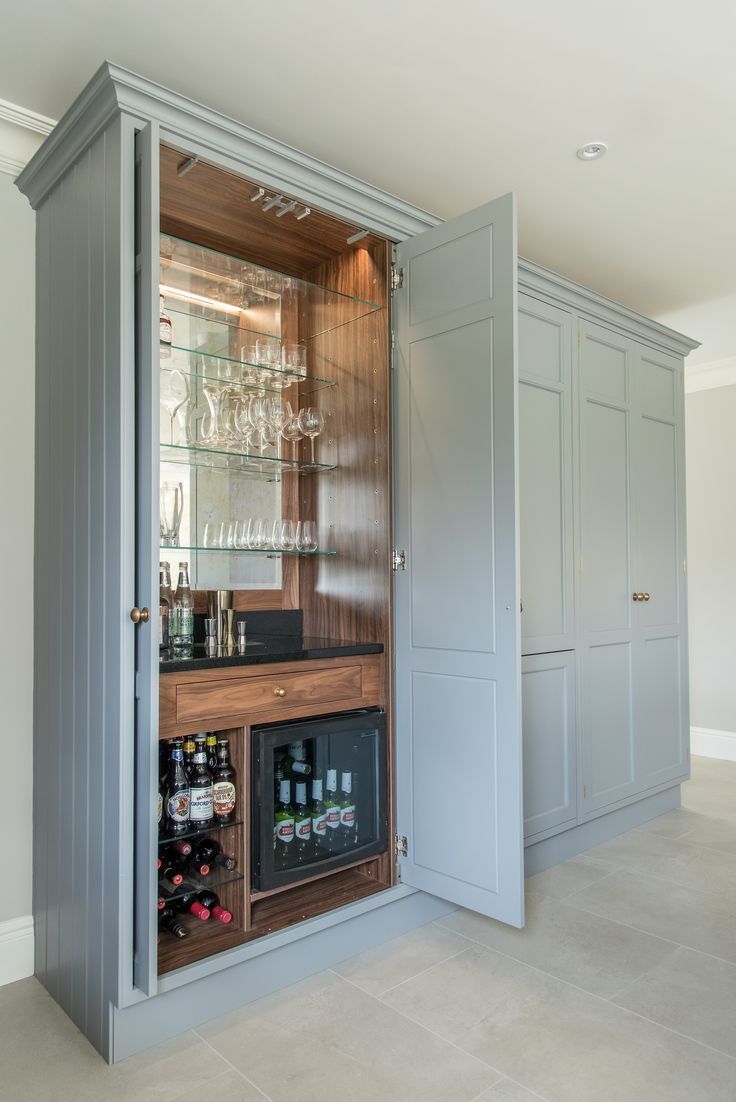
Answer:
[657,296,736,761]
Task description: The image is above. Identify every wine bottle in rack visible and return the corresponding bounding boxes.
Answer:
[196,890,232,924]
[158,907,187,940]
[173,884,210,921]
[192,837,236,872]
[324,769,342,852]
[274,778,295,865]
[339,771,356,847]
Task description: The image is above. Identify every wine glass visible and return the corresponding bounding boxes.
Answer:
[298,407,325,465]
[281,408,303,466]
[296,520,319,552]
[160,369,190,446]
[160,482,184,547]
[282,343,306,385]
[240,345,261,387]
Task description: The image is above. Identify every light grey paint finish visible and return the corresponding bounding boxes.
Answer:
[578,321,638,813]
[632,345,689,789]
[394,193,524,926]
[17,62,439,242]
[684,384,736,732]
[522,652,577,840]
[518,295,575,653]
[31,115,137,1059]
[524,785,680,876]
[132,121,161,998]
[112,888,454,1062]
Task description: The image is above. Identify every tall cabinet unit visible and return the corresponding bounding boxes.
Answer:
[518,268,694,868]
[18,63,694,1061]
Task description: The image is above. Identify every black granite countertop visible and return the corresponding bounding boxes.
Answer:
[159,634,383,674]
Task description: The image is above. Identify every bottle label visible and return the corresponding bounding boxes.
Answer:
[312,811,328,837]
[160,319,172,344]
[167,791,189,822]
[291,761,312,775]
[176,609,194,636]
[326,805,340,830]
[157,791,163,823]
[214,781,236,816]
[295,815,311,841]
[189,785,214,822]
[275,816,295,843]
[340,805,355,828]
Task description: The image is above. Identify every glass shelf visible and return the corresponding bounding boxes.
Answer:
[161,342,336,396]
[161,546,335,557]
[160,232,383,342]
[158,820,243,848]
[161,442,336,477]
[159,868,244,907]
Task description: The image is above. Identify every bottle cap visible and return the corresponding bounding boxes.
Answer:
[190,902,210,921]
[197,863,211,876]
[212,905,232,924]
[171,872,183,885]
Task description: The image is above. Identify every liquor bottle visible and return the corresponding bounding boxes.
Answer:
[206,732,218,772]
[192,837,236,872]
[172,884,210,921]
[165,740,190,834]
[213,738,237,825]
[274,778,295,865]
[158,906,187,939]
[160,561,174,640]
[282,740,312,777]
[171,563,194,649]
[182,735,196,779]
[293,780,312,863]
[188,735,214,829]
[339,771,356,846]
[324,769,342,852]
[196,889,233,924]
[159,564,172,651]
[160,294,172,356]
[310,776,328,853]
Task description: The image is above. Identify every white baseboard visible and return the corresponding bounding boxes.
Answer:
[0,915,34,986]
[691,726,736,762]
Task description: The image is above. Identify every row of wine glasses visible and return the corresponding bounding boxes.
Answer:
[200,394,325,463]
[203,518,319,553]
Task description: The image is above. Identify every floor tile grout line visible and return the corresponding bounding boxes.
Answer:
[192,1029,274,1101]
[332,967,507,1085]
[470,1075,552,1102]
[425,923,736,1065]
[542,866,622,902]
[562,857,736,914]
[365,942,478,999]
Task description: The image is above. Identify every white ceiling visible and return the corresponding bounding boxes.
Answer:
[2,0,734,318]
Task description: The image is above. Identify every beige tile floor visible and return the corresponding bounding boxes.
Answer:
[3,755,736,1101]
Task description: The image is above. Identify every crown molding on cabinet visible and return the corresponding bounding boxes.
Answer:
[684,357,736,394]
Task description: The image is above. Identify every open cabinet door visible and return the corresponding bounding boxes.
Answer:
[394,193,524,927]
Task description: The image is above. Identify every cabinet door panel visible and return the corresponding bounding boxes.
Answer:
[638,634,686,785]
[636,416,679,626]
[519,297,574,654]
[584,641,637,808]
[522,652,577,840]
[394,193,524,927]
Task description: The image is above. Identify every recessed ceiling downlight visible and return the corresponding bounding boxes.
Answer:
[577,142,608,161]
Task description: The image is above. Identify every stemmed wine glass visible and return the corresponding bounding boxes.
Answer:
[281,407,303,465]
[160,369,190,446]
[160,482,184,546]
[298,407,325,465]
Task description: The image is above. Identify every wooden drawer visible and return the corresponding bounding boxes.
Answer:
[175,663,364,727]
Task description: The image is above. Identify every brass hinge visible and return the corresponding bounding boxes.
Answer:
[395,834,408,857]
[391,267,404,291]
[392,549,406,573]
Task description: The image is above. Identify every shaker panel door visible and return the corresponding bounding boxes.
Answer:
[578,321,638,813]
[522,651,577,840]
[394,193,524,927]
[632,346,689,789]
[518,296,574,654]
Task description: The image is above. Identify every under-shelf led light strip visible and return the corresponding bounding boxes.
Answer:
[159,284,245,316]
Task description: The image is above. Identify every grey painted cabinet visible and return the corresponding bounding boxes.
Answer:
[522,651,577,840]
[519,295,575,656]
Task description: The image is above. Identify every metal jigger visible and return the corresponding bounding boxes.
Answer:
[236,620,247,652]
[206,589,233,646]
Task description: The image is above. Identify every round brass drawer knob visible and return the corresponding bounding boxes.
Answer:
[130,606,150,623]
[274,687,287,698]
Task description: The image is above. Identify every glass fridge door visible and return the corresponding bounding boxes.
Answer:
[252,709,387,892]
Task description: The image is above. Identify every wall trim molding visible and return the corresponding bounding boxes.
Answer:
[685,357,736,394]
[691,726,736,762]
[0,914,34,987]
[0,97,55,136]
[0,152,26,177]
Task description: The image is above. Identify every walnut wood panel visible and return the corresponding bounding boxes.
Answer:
[192,589,284,614]
[250,851,389,902]
[159,654,382,738]
[250,867,388,936]
[160,145,385,279]
[177,664,363,727]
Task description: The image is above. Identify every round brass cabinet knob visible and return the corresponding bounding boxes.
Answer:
[643,593,651,601]
[273,686,287,698]
[632,593,642,602]
[130,606,150,623]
